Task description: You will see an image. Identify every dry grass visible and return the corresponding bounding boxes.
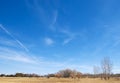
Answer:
[0,77,120,83]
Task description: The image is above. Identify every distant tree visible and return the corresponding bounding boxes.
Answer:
[15,73,24,77]
[45,74,55,78]
[93,66,100,78]
[70,70,77,79]
[6,74,14,77]
[101,57,113,80]
[57,69,73,78]
[31,73,39,77]
[55,73,61,78]
[48,74,55,77]
[0,74,5,77]
[56,69,82,78]
[70,70,82,79]
[76,72,82,79]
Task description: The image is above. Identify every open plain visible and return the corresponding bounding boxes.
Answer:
[0,77,120,83]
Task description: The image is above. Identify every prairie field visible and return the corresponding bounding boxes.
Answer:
[0,77,120,83]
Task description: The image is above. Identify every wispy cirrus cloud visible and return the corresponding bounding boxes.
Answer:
[0,47,37,64]
[0,24,29,52]
[66,64,93,72]
[63,37,74,45]
[25,0,59,31]
[0,38,17,47]
[44,37,54,46]
[0,24,39,64]
[49,10,58,31]
[60,29,80,45]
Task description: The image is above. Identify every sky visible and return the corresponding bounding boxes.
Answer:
[0,0,120,75]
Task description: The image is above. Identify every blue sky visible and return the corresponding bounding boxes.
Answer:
[0,0,120,75]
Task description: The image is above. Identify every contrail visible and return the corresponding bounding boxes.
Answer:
[0,24,29,52]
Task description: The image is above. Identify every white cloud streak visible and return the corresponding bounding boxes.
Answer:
[0,24,29,52]
[44,37,54,46]
[0,45,101,74]
[25,0,58,31]
[52,11,58,26]
[50,10,58,31]
[60,29,78,45]
[0,38,17,47]
[0,47,37,64]
[63,37,73,45]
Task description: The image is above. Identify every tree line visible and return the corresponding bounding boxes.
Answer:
[0,73,39,77]
[0,57,120,79]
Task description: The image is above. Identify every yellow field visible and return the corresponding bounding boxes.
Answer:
[0,77,119,83]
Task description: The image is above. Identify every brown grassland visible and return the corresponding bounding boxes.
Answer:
[0,77,120,83]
